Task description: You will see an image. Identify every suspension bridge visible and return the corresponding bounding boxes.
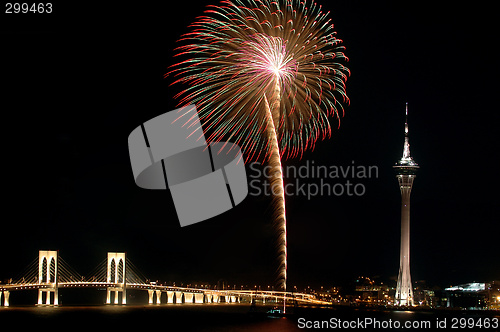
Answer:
[0,250,328,307]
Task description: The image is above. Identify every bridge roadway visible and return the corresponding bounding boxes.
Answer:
[0,282,330,306]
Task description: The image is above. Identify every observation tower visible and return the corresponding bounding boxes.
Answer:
[393,103,419,306]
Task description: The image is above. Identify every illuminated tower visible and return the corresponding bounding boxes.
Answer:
[393,103,419,306]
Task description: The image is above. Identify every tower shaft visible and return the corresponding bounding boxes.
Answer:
[395,174,415,306]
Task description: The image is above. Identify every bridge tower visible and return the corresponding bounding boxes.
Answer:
[37,250,58,305]
[106,252,126,304]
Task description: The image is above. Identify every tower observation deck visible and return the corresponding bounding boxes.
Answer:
[393,103,419,306]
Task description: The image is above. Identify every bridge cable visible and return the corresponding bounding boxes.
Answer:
[125,258,148,284]
[12,257,38,284]
[57,256,84,283]
[84,259,108,283]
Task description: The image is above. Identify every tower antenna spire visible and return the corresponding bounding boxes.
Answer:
[405,102,408,135]
[402,102,412,161]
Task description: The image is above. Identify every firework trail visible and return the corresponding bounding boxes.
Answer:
[168,0,349,302]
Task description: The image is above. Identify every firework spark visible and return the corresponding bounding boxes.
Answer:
[167,0,349,304]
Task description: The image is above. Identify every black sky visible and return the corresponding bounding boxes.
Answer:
[1,1,498,290]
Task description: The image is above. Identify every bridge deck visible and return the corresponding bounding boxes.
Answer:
[1,282,328,304]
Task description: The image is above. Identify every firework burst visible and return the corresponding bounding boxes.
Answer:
[167,0,349,303]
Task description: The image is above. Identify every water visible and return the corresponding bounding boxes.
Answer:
[0,304,299,331]
[1,304,499,331]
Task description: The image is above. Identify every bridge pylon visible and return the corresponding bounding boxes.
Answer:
[37,250,58,306]
[1,291,10,306]
[106,252,126,304]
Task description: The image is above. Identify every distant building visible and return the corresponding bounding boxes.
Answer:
[354,276,391,305]
[444,282,489,309]
[489,281,500,310]
[412,280,438,307]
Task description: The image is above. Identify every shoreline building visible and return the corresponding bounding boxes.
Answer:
[393,103,419,306]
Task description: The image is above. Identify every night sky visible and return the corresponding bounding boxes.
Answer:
[1,1,498,291]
